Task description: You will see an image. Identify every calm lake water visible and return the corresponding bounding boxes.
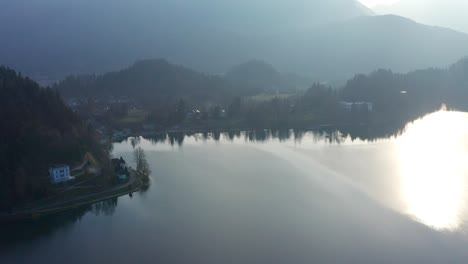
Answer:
[3,110,468,263]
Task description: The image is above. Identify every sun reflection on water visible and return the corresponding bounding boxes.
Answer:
[398,111,468,230]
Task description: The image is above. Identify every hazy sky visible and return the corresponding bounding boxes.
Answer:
[359,0,400,8]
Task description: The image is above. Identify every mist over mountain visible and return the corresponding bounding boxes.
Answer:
[56,59,231,104]
[225,60,312,93]
[2,0,468,84]
[56,58,310,107]
[287,15,468,81]
[374,0,468,34]
[0,0,370,79]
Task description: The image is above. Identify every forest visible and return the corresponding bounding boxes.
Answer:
[0,67,109,209]
[55,59,305,105]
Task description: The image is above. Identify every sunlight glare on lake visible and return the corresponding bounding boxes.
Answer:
[397,111,468,230]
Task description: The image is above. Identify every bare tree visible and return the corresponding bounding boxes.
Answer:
[134,147,151,176]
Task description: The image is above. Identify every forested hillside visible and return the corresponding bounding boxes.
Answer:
[340,57,468,132]
[56,59,303,105]
[0,0,370,80]
[0,67,107,209]
[57,59,233,104]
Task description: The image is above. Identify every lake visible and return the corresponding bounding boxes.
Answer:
[2,110,468,263]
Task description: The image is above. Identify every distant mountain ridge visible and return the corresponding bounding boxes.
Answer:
[0,0,371,79]
[56,59,231,104]
[374,0,468,34]
[2,1,468,83]
[56,59,309,104]
[285,15,468,81]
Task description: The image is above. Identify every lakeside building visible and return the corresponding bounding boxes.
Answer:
[112,157,129,180]
[339,101,374,112]
[49,165,75,184]
[186,109,202,120]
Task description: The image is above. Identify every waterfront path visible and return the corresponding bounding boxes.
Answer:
[0,170,141,220]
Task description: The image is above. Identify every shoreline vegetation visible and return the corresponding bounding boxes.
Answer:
[0,142,151,221]
[105,121,410,146]
[0,168,150,221]
[0,67,149,219]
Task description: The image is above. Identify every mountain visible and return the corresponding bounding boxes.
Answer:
[56,59,310,106]
[2,1,468,84]
[56,59,232,104]
[374,0,468,34]
[280,15,468,81]
[341,57,468,130]
[0,0,371,80]
[343,56,468,106]
[0,67,108,208]
[226,60,311,93]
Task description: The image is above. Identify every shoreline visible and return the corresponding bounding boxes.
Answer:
[0,170,146,221]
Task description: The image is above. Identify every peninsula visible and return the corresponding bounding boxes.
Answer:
[0,67,149,219]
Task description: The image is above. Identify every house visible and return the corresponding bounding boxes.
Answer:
[112,157,127,169]
[339,101,374,112]
[112,157,129,180]
[49,165,75,184]
[339,101,353,111]
[186,109,202,120]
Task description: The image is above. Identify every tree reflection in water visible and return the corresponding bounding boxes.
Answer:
[139,126,386,147]
[0,197,119,250]
[90,197,119,216]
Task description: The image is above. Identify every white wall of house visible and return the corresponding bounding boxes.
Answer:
[49,166,73,184]
[339,101,374,112]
